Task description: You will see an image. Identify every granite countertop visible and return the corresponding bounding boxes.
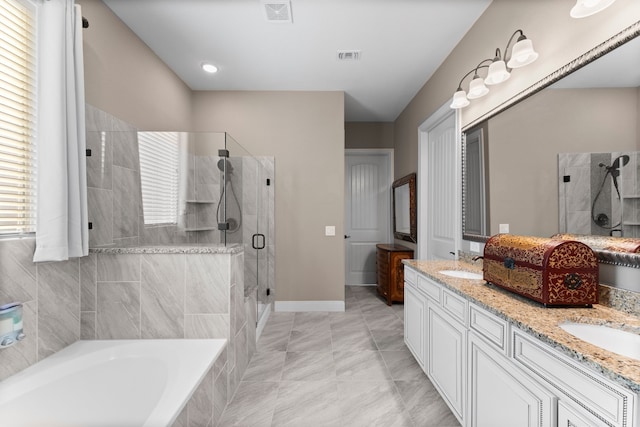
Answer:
[89,243,244,255]
[403,259,640,394]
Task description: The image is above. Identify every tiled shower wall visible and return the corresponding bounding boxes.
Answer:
[559,151,640,237]
[86,104,275,310]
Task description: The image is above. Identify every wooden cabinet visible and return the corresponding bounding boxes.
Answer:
[376,244,413,305]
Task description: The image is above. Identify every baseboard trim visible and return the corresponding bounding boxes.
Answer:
[274,300,345,312]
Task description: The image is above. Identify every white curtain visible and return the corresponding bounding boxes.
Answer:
[33,0,88,262]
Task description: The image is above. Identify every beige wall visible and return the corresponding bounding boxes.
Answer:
[191,91,345,302]
[78,0,192,130]
[488,88,638,237]
[345,122,394,149]
[394,0,640,181]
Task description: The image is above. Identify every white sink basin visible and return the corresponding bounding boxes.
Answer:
[559,322,640,361]
[438,270,483,280]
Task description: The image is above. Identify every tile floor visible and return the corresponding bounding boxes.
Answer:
[219,285,460,426]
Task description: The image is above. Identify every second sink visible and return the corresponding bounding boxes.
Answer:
[439,270,483,280]
[559,322,640,361]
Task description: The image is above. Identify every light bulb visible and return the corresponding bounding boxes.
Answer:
[467,77,489,99]
[570,0,616,18]
[450,90,470,109]
[484,60,510,85]
[507,39,539,68]
[201,63,218,73]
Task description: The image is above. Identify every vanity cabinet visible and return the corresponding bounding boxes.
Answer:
[512,328,635,427]
[557,400,609,427]
[404,280,426,367]
[376,244,413,305]
[427,301,466,423]
[468,331,556,427]
[403,264,638,427]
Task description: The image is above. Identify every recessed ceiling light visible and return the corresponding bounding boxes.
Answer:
[201,63,218,73]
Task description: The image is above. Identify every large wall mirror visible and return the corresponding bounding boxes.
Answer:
[393,173,417,243]
[462,22,640,267]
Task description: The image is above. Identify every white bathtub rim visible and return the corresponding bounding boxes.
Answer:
[0,339,227,427]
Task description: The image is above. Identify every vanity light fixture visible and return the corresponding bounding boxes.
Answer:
[570,0,617,18]
[201,63,218,73]
[450,29,538,109]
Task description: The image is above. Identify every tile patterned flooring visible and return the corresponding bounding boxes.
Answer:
[219,285,460,426]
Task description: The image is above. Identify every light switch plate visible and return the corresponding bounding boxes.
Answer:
[470,241,480,252]
[499,223,509,233]
[325,226,336,236]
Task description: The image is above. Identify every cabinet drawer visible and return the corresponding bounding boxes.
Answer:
[469,303,508,353]
[417,274,441,303]
[442,289,467,325]
[404,265,417,285]
[558,400,608,427]
[512,328,634,427]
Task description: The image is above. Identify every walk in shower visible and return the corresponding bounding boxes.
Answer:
[86,125,274,332]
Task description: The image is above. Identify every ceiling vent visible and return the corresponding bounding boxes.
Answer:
[337,50,361,61]
[263,1,293,23]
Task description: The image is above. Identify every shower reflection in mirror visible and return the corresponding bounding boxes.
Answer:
[559,152,639,237]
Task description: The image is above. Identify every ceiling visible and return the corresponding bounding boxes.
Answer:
[102,0,492,122]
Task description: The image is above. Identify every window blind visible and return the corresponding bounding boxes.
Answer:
[0,0,37,235]
[138,132,180,225]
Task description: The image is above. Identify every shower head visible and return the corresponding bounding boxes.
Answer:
[217,158,233,175]
[599,155,630,173]
[612,155,630,170]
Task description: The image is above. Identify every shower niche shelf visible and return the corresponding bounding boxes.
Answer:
[184,227,217,232]
[185,200,216,204]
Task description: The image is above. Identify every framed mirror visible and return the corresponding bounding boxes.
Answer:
[393,173,417,243]
[461,22,640,267]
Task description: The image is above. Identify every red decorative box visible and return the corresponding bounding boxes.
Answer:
[483,234,599,307]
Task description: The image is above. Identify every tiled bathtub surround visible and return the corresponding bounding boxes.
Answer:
[0,238,82,381]
[0,240,254,427]
[86,246,255,413]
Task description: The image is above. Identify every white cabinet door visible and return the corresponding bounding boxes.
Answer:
[404,283,426,368]
[468,332,556,427]
[558,400,608,427]
[427,302,466,424]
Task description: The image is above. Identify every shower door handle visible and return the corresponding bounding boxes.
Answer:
[252,233,266,250]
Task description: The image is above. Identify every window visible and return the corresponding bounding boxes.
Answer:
[0,0,37,235]
[138,132,180,225]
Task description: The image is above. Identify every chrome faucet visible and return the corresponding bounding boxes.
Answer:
[472,255,484,262]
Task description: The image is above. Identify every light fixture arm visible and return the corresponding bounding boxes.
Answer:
[454,62,490,91]
[499,29,526,70]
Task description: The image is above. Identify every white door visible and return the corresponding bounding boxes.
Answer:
[345,150,392,285]
[420,109,458,260]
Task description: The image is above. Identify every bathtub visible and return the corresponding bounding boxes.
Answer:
[0,339,226,426]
